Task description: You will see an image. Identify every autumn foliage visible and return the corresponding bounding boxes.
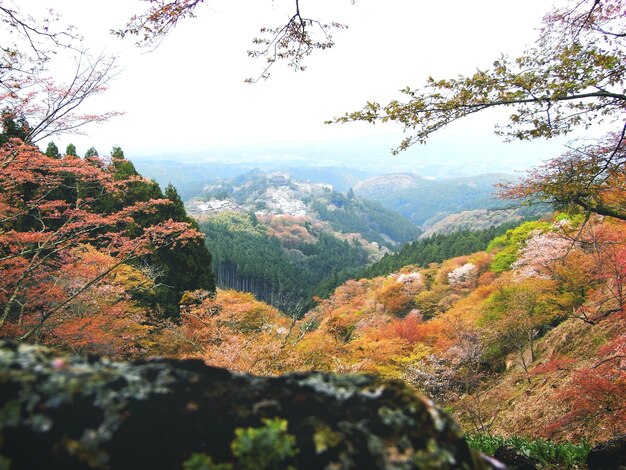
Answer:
[2,138,624,444]
[0,139,202,347]
[4,147,622,445]
[143,212,626,444]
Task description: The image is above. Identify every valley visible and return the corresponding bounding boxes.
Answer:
[2,1,625,467]
[173,168,533,316]
[2,141,624,469]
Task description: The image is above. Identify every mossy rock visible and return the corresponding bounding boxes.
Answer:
[0,342,494,469]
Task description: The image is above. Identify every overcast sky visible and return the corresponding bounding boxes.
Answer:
[26,0,570,175]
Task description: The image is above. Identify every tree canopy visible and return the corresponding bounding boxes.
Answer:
[332,0,625,220]
[114,0,349,82]
[334,1,624,150]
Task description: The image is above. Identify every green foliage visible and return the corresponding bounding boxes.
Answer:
[364,222,521,279]
[111,145,125,159]
[488,220,551,272]
[84,146,99,158]
[110,149,140,181]
[334,1,625,153]
[183,454,232,470]
[412,438,458,469]
[0,110,30,145]
[200,212,368,316]
[466,434,591,468]
[312,266,363,300]
[65,143,77,156]
[231,418,297,470]
[311,193,420,247]
[44,141,60,158]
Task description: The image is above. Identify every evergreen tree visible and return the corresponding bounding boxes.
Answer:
[65,143,78,157]
[102,164,215,318]
[84,147,99,158]
[0,111,30,145]
[44,141,60,158]
[111,146,125,159]
[109,148,140,181]
[164,184,188,220]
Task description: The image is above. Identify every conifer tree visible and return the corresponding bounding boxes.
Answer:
[65,143,78,156]
[84,147,99,158]
[44,141,60,158]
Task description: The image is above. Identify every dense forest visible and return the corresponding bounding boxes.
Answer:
[200,211,370,315]
[363,221,526,278]
[0,124,215,352]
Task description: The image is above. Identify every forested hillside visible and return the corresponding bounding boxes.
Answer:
[152,213,626,448]
[199,212,369,315]
[185,170,424,314]
[0,134,215,353]
[363,221,525,278]
[353,173,513,226]
[187,169,420,248]
[2,0,625,467]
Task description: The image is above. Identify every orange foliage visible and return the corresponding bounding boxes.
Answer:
[33,247,153,357]
[0,140,202,343]
[373,281,414,316]
[264,215,316,247]
[380,311,425,345]
[158,289,295,375]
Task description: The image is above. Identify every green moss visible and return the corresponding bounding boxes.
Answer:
[231,418,297,470]
[182,453,233,470]
[313,424,342,454]
[0,342,187,466]
[413,438,458,469]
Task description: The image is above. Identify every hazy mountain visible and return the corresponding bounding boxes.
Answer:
[133,159,377,198]
[186,169,420,248]
[354,173,516,227]
[418,207,548,238]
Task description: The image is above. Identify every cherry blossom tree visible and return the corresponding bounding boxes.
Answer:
[1,3,120,142]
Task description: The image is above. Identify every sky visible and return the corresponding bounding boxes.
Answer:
[25,0,570,176]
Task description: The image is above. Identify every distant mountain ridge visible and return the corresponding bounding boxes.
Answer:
[354,172,516,227]
[135,159,529,232]
[133,160,377,198]
[186,169,420,249]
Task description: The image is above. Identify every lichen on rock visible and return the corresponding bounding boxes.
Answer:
[0,342,494,469]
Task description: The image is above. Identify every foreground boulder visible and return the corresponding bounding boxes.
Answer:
[0,343,492,469]
[586,435,626,469]
[493,445,539,470]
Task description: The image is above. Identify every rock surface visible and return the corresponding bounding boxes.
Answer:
[0,342,492,469]
[493,444,539,470]
[586,435,626,469]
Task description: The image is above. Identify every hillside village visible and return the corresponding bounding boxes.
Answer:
[186,172,333,218]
